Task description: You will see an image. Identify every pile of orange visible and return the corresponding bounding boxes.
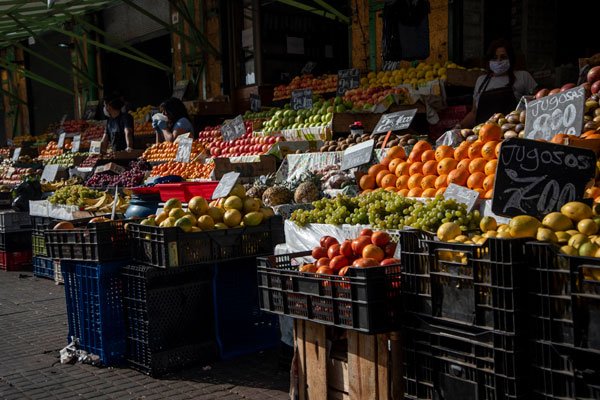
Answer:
[359,123,502,198]
[142,141,206,162]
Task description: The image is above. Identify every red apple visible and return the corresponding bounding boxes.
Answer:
[587,66,600,84]
[592,80,600,95]
[561,83,576,92]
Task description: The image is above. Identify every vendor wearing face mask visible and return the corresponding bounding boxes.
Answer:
[460,39,537,128]
[100,97,134,152]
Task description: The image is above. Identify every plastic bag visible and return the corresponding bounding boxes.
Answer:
[436,129,463,147]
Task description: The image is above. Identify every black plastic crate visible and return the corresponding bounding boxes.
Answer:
[45,219,129,262]
[32,233,47,257]
[403,315,529,400]
[32,256,53,279]
[569,259,600,356]
[0,211,31,232]
[121,264,216,376]
[31,216,55,235]
[257,251,402,333]
[0,230,32,251]
[422,238,528,333]
[128,216,284,268]
[397,229,435,317]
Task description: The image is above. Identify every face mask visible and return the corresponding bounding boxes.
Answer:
[489,59,510,75]
[103,106,110,117]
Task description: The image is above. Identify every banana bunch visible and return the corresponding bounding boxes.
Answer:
[41,177,82,192]
[84,192,129,213]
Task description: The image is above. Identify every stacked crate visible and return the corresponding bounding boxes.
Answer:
[0,211,32,271]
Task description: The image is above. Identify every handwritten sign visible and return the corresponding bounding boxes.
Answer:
[373,109,418,134]
[175,137,193,162]
[212,171,241,200]
[221,115,246,142]
[57,132,66,149]
[337,68,360,96]
[301,61,316,75]
[341,139,375,171]
[41,164,60,182]
[83,100,98,120]
[444,183,479,212]
[250,94,261,112]
[172,80,189,100]
[291,89,313,110]
[11,148,21,162]
[89,140,103,154]
[71,135,81,153]
[492,138,596,218]
[524,86,585,141]
[94,162,125,175]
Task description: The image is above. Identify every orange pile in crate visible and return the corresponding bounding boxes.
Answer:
[141,141,206,162]
[149,161,214,180]
[38,141,64,160]
[360,123,501,199]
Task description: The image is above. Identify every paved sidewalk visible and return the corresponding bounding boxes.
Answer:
[0,271,290,400]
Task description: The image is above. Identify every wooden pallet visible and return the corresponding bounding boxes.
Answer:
[293,320,402,400]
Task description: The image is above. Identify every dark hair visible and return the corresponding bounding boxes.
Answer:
[105,96,124,112]
[160,97,190,131]
[485,39,516,87]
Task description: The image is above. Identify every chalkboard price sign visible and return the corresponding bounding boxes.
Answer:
[341,139,374,170]
[492,138,596,219]
[250,94,261,112]
[524,86,585,141]
[11,148,21,162]
[373,109,418,134]
[83,100,99,120]
[175,137,193,162]
[301,61,316,75]
[57,132,66,149]
[444,183,479,212]
[221,115,246,142]
[291,89,313,110]
[71,135,81,153]
[337,68,360,96]
[212,171,241,200]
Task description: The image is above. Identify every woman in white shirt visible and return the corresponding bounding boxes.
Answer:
[460,39,537,128]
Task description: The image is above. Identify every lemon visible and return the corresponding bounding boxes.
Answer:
[578,219,599,236]
[480,216,498,232]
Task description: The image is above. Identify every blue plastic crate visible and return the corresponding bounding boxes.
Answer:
[32,256,53,279]
[212,258,280,360]
[61,260,127,366]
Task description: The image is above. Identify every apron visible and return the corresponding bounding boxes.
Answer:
[475,74,518,125]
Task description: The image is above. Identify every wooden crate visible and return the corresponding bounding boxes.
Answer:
[293,320,403,400]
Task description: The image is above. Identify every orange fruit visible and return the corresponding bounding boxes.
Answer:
[454,143,469,160]
[359,174,375,190]
[468,141,484,159]
[484,189,493,199]
[395,161,411,177]
[421,149,436,162]
[412,140,432,154]
[407,174,424,189]
[422,188,437,197]
[386,145,406,160]
[474,188,486,198]
[396,175,409,189]
[380,156,392,167]
[495,142,502,158]
[368,164,387,177]
[388,158,403,173]
[435,187,446,196]
[457,158,471,171]
[483,175,495,191]
[468,158,486,174]
[421,175,437,190]
[437,158,458,175]
[398,188,409,197]
[407,187,423,197]
[481,141,499,160]
[422,160,438,176]
[447,169,469,186]
[479,123,502,142]
[586,186,600,199]
[385,186,398,192]
[484,160,498,176]
[381,173,397,188]
[376,169,390,187]
[408,150,423,163]
[409,162,424,176]
[467,172,486,189]
[435,174,448,189]
[435,145,454,162]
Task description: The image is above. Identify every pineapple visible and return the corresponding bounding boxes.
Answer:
[262,186,293,207]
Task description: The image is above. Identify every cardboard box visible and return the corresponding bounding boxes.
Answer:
[213,155,277,179]
[446,68,486,87]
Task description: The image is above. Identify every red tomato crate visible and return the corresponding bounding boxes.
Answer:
[0,250,32,271]
[155,182,219,203]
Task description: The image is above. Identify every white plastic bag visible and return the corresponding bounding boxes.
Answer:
[436,129,463,147]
